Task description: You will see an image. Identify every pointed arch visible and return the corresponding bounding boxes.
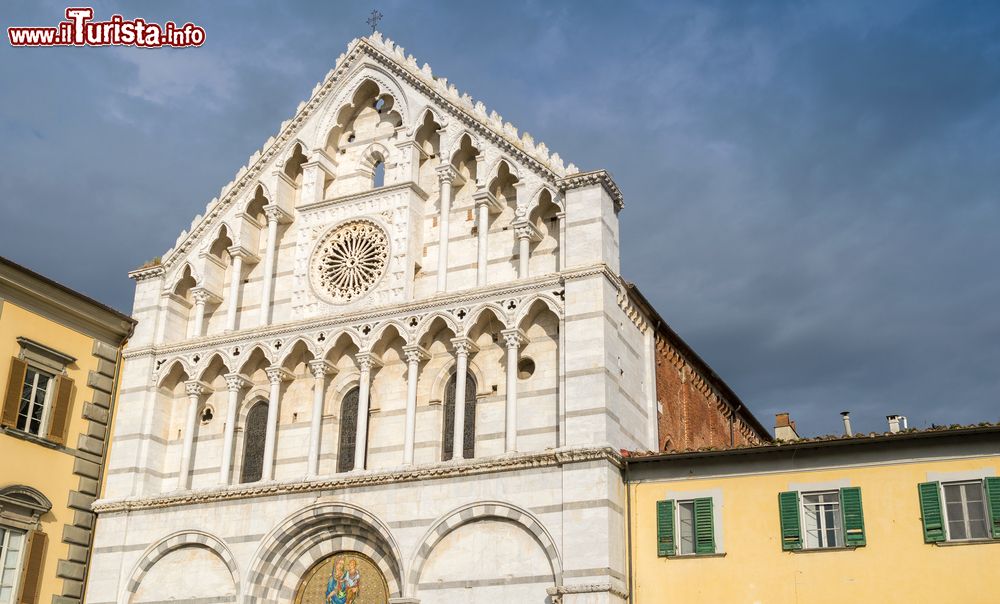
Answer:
[317,69,409,151]
[236,344,275,375]
[156,359,191,388]
[464,302,511,334]
[276,336,320,368]
[414,311,459,343]
[515,294,563,329]
[195,351,232,382]
[486,156,522,185]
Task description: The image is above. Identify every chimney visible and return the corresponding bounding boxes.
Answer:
[774,412,800,441]
[841,411,853,437]
[887,414,907,434]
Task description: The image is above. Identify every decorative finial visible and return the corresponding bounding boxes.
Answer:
[366,9,383,35]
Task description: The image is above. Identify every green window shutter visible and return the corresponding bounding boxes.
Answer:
[839,487,866,547]
[656,500,675,557]
[918,481,945,543]
[693,497,716,554]
[984,477,1000,539]
[778,491,802,551]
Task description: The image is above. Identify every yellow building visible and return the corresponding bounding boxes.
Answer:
[0,257,132,604]
[626,424,1000,604]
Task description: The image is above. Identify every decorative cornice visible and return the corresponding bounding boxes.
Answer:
[128,265,165,282]
[123,270,577,359]
[557,169,624,211]
[92,446,622,514]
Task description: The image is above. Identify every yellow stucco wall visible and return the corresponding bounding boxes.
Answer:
[0,300,102,602]
[630,454,1000,604]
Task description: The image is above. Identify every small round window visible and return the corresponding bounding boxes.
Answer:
[517,357,536,380]
[200,406,214,424]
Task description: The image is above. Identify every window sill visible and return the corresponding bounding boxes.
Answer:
[0,426,60,450]
[667,552,727,559]
[789,546,859,553]
[935,538,999,547]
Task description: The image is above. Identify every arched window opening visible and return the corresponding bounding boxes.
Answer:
[240,401,268,483]
[337,387,360,472]
[372,160,385,188]
[442,373,477,461]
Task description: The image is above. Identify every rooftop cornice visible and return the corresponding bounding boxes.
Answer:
[128,264,165,282]
[557,169,624,211]
[93,445,622,514]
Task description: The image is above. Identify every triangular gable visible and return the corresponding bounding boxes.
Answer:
[154,32,585,274]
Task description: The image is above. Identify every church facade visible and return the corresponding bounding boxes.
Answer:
[85,33,766,603]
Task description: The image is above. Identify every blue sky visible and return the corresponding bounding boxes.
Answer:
[1,1,998,436]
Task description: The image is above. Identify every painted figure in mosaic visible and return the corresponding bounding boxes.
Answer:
[344,558,362,603]
[325,558,348,604]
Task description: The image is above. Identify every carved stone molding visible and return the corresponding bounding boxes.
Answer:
[92,446,622,514]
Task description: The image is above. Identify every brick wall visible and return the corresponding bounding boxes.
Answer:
[654,335,765,451]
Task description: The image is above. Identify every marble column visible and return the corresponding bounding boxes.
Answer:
[473,190,501,287]
[225,248,245,331]
[501,329,524,453]
[353,352,380,470]
[191,289,209,337]
[259,204,289,327]
[261,366,291,480]
[513,220,541,280]
[402,345,428,465]
[435,165,459,293]
[179,381,208,489]
[450,337,478,460]
[306,360,334,477]
[219,373,248,485]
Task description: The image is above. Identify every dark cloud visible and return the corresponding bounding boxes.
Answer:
[1,1,997,436]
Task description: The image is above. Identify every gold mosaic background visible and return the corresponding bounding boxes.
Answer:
[294,551,389,604]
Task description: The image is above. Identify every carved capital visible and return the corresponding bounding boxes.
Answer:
[435,164,461,185]
[500,328,524,350]
[265,366,292,385]
[224,373,250,392]
[472,190,503,214]
[355,352,382,373]
[191,288,213,306]
[450,337,479,358]
[226,245,259,264]
[263,203,292,224]
[512,219,541,243]
[308,359,336,379]
[184,380,210,398]
[403,344,429,365]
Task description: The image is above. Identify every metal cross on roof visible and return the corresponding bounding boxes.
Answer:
[366,9,383,35]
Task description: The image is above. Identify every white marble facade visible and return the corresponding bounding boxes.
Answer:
[87,33,661,604]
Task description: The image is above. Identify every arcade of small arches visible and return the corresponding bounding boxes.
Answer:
[159,75,564,345]
[153,296,562,492]
[123,500,564,603]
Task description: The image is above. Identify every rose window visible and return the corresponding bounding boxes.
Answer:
[310,219,389,304]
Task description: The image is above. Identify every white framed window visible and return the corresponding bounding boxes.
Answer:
[802,490,843,549]
[16,366,53,436]
[942,480,990,541]
[677,500,696,555]
[0,526,26,604]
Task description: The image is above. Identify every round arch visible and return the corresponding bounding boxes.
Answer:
[406,500,563,597]
[122,530,239,604]
[243,501,403,602]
